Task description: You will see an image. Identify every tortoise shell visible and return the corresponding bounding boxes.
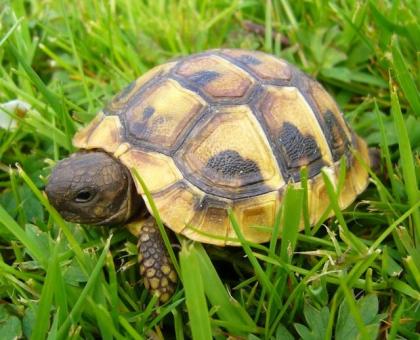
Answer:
[73,49,370,245]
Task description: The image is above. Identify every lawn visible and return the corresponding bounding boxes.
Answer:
[0,0,419,339]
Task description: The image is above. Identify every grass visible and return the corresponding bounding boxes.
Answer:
[0,0,419,338]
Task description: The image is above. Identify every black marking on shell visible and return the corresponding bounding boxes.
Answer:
[205,150,263,183]
[248,85,290,181]
[324,110,350,161]
[215,50,292,87]
[187,70,220,86]
[171,98,276,200]
[143,106,155,119]
[236,54,262,65]
[169,72,254,106]
[120,74,176,151]
[279,123,322,167]
[170,50,261,105]
[291,72,346,164]
[346,132,359,167]
[169,73,214,103]
[124,94,212,157]
[278,122,325,180]
[129,120,150,140]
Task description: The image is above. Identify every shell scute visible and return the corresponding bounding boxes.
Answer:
[220,49,292,82]
[105,62,176,114]
[177,105,284,198]
[125,79,206,150]
[148,181,203,234]
[73,114,122,154]
[119,149,183,194]
[176,55,254,100]
[228,191,279,245]
[258,86,333,180]
[306,78,352,160]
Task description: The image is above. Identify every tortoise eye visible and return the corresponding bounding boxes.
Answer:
[74,190,94,203]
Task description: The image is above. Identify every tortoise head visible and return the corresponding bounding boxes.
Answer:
[45,151,141,225]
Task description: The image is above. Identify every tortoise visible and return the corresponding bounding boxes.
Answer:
[45,49,372,302]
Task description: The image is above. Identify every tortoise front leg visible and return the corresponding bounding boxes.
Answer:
[137,217,177,302]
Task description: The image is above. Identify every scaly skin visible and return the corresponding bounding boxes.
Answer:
[136,217,177,303]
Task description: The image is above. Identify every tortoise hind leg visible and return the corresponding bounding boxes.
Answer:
[137,217,177,302]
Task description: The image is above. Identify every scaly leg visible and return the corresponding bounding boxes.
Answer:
[136,217,177,302]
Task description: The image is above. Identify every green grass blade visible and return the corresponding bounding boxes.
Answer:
[0,204,47,267]
[369,200,420,251]
[6,44,72,150]
[56,236,111,339]
[17,166,91,273]
[179,241,212,340]
[229,211,281,305]
[390,280,420,300]
[132,168,180,276]
[264,0,273,52]
[105,252,120,330]
[194,243,257,333]
[390,83,420,242]
[374,101,399,201]
[118,316,143,340]
[391,36,420,115]
[53,255,69,327]
[173,308,185,340]
[388,297,405,339]
[31,235,60,340]
[338,278,369,339]
[268,257,328,338]
[94,304,116,340]
[403,256,420,289]
[321,170,367,254]
[46,312,59,340]
[279,186,303,263]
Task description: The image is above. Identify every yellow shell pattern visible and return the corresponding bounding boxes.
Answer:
[73,49,370,246]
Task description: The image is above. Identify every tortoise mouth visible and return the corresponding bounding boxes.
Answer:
[92,183,141,226]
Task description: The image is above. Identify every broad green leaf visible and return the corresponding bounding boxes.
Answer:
[0,306,22,340]
[25,224,50,259]
[63,258,89,285]
[294,304,329,340]
[22,304,37,339]
[336,294,384,340]
[275,323,294,340]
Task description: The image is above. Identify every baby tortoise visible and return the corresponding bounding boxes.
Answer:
[46,49,373,302]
